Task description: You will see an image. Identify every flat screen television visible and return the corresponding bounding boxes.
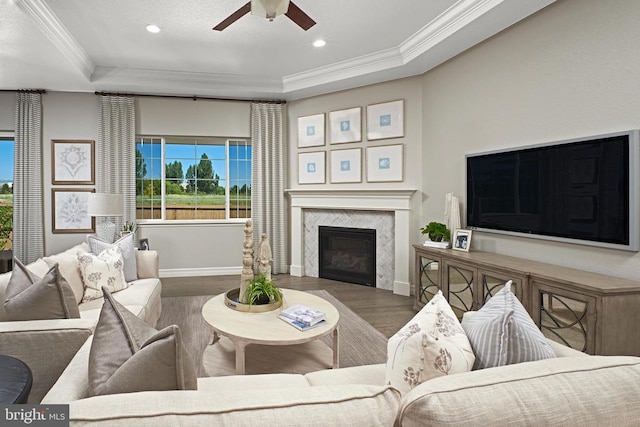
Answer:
[466,130,639,251]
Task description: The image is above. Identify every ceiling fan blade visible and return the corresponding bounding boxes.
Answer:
[213,2,251,31]
[285,1,316,31]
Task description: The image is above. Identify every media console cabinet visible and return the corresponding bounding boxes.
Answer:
[414,244,640,356]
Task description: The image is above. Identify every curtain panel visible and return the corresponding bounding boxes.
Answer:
[97,96,136,231]
[13,93,44,264]
[251,103,288,274]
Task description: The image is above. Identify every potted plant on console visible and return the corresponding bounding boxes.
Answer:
[420,221,451,249]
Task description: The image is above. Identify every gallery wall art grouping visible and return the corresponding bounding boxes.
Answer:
[297,100,405,184]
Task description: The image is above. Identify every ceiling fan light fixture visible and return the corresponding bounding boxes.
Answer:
[251,0,290,19]
[145,24,161,34]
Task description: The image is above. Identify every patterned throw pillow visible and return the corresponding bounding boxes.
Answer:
[461,281,556,370]
[87,233,138,282]
[89,287,197,396]
[386,290,475,396]
[4,258,80,320]
[77,245,129,302]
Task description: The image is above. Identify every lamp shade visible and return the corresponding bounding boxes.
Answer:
[87,193,123,217]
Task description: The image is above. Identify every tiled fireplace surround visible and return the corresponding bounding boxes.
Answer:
[287,189,416,296]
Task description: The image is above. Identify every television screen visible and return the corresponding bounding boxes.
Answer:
[466,131,638,250]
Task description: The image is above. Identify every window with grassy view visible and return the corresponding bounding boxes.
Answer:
[0,136,14,252]
[135,136,251,221]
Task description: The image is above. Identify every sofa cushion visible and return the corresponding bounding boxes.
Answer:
[89,288,197,396]
[78,246,129,302]
[87,233,137,282]
[398,356,640,427]
[43,252,85,304]
[4,258,80,321]
[386,290,474,396]
[462,281,555,369]
[68,385,401,427]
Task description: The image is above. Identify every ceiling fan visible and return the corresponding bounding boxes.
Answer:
[213,0,316,31]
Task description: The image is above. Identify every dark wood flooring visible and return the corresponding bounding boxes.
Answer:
[161,274,416,338]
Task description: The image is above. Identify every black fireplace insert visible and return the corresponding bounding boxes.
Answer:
[318,226,376,287]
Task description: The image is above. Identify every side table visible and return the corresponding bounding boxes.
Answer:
[0,354,33,404]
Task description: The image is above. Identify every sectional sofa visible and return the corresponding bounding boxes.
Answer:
[41,331,640,426]
[0,242,161,403]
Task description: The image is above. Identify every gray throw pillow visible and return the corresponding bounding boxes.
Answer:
[461,281,556,370]
[4,258,80,321]
[89,287,197,396]
[87,233,138,282]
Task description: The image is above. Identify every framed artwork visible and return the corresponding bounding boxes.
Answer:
[298,151,326,184]
[139,238,150,250]
[329,107,362,144]
[366,144,404,182]
[52,188,95,234]
[366,100,404,140]
[452,229,473,252]
[330,148,362,183]
[52,140,95,185]
[297,114,325,148]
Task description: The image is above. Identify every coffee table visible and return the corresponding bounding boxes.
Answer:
[202,288,340,375]
[0,354,32,404]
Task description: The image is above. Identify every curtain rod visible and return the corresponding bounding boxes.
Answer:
[0,89,47,94]
[94,91,286,104]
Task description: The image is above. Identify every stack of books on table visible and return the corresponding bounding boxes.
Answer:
[278,304,326,331]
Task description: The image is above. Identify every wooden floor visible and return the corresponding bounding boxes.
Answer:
[162,274,417,338]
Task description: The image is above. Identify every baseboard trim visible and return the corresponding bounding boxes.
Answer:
[393,280,411,296]
[160,266,242,278]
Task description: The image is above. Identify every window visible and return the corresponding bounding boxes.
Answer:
[135,136,251,221]
[0,135,14,254]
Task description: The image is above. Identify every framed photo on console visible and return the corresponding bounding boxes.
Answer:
[452,229,472,252]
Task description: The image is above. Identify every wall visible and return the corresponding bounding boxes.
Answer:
[421,0,640,279]
[0,92,252,275]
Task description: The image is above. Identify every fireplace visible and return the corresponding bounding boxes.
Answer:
[319,226,376,287]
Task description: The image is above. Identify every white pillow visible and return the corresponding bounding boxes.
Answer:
[386,290,475,396]
[87,233,138,282]
[461,281,556,370]
[77,245,130,302]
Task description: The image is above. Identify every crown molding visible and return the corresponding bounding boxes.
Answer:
[16,0,95,80]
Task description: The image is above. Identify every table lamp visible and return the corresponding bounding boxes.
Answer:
[87,193,123,243]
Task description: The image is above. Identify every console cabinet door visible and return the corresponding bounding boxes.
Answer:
[414,252,442,310]
[530,280,597,354]
[442,260,476,319]
[478,270,527,314]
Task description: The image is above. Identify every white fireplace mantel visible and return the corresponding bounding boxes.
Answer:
[286,188,417,296]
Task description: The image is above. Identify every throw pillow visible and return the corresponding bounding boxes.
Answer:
[43,252,85,304]
[461,281,556,370]
[87,233,138,282]
[4,258,80,321]
[386,290,475,396]
[89,287,197,396]
[77,245,129,302]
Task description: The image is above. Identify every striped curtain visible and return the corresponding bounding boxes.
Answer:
[97,96,136,231]
[13,93,44,263]
[251,102,288,274]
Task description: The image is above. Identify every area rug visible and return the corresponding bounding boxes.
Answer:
[156,290,388,377]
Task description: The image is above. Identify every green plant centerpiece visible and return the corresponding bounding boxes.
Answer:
[420,221,451,242]
[244,274,282,306]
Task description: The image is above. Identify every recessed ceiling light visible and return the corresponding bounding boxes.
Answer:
[146,24,161,34]
[313,39,326,48]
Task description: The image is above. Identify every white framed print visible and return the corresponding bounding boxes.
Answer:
[366,144,404,182]
[52,140,95,185]
[366,100,404,140]
[329,107,362,144]
[330,148,362,183]
[298,151,326,184]
[51,188,95,234]
[297,113,325,148]
[452,229,473,252]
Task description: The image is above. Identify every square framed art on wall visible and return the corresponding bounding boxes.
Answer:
[52,140,95,185]
[366,100,404,141]
[51,188,95,233]
[366,144,403,182]
[297,114,325,148]
[298,151,326,184]
[330,148,362,183]
[329,107,362,144]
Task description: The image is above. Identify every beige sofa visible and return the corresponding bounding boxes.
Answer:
[0,243,162,403]
[43,335,640,426]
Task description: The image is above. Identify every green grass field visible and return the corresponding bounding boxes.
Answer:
[0,194,12,206]
[137,194,250,207]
